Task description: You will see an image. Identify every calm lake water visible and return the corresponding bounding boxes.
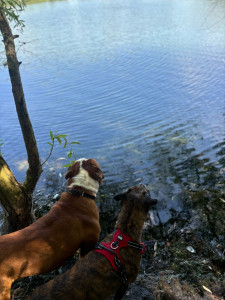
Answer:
[0,0,225,221]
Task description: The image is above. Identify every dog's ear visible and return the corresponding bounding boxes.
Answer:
[65,161,80,179]
[114,192,127,201]
[65,166,73,179]
[95,169,104,185]
[90,166,104,185]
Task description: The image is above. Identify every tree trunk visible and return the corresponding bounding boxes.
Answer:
[0,157,35,234]
[0,4,42,233]
[0,4,42,195]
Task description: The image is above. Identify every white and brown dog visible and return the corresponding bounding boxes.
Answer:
[0,158,104,300]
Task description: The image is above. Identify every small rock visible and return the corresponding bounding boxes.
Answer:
[186,246,196,253]
[149,211,160,226]
[53,194,60,201]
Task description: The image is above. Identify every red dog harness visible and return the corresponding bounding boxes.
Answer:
[95,228,145,283]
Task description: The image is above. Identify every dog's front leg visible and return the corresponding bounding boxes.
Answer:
[0,280,12,300]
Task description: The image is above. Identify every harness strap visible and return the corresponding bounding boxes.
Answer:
[66,188,96,200]
[95,243,128,283]
[128,241,145,252]
[95,228,145,284]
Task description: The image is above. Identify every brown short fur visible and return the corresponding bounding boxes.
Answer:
[0,158,104,300]
[27,185,157,300]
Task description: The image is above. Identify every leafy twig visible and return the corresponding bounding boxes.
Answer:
[42,131,80,167]
[1,0,26,29]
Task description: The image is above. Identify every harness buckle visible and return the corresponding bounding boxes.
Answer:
[111,241,119,249]
[118,235,123,241]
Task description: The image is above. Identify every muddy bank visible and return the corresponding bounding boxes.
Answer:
[10,179,225,300]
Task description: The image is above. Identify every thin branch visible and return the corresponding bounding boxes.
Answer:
[41,139,55,166]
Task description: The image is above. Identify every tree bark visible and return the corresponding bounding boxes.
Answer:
[0,4,42,233]
[0,3,42,196]
[0,157,35,234]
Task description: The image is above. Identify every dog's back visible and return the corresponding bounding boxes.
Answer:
[0,194,100,277]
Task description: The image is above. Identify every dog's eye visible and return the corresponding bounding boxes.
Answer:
[94,166,102,172]
[92,166,100,171]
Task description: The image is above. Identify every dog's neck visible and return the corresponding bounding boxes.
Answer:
[115,203,147,243]
[67,162,99,197]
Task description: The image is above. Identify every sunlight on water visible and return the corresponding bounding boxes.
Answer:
[0,0,225,217]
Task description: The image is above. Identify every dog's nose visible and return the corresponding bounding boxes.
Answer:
[150,198,157,205]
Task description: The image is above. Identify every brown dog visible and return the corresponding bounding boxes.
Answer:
[27,184,157,300]
[0,158,104,300]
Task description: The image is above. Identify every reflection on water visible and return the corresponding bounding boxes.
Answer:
[0,0,224,218]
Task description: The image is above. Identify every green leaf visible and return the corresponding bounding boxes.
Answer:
[71,141,81,145]
[63,160,76,168]
[63,140,68,148]
[50,131,54,141]
[9,1,16,9]
[56,136,61,144]
[48,142,53,147]
[63,163,73,168]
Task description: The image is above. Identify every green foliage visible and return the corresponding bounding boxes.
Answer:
[42,131,80,167]
[1,0,26,28]
[0,139,4,157]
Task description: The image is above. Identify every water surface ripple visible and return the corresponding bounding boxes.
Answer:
[0,0,225,220]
